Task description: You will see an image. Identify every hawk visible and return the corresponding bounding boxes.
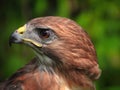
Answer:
[0,16,101,90]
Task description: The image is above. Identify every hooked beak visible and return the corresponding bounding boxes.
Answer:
[9,25,42,47]
[9,25,26,46]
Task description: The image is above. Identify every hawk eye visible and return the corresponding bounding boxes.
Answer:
[36,28,51,39]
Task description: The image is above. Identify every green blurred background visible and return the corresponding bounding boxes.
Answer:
[0,0,120,90]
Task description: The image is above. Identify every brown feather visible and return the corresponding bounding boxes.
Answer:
[0,16,101,90]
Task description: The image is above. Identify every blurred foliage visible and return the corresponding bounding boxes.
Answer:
[0,0,120,90]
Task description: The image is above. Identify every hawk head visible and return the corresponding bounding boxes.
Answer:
[9,16,101,89]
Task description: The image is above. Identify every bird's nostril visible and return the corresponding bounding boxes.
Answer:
[19,31,24,34]
[17,25,26,35]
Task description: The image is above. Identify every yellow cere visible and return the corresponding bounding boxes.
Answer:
[17,25,26,34]
[23,38,42,47]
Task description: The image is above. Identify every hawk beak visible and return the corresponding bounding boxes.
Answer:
[9,25,42,47]
[9,25,26,46]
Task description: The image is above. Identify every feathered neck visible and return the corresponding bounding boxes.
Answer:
[35,52,95,90]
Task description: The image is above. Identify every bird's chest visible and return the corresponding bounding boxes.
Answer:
[50,74,83,90]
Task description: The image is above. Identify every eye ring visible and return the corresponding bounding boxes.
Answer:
[36,28,51,39]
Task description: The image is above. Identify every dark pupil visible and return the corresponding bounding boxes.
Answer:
[39,29,50,38]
